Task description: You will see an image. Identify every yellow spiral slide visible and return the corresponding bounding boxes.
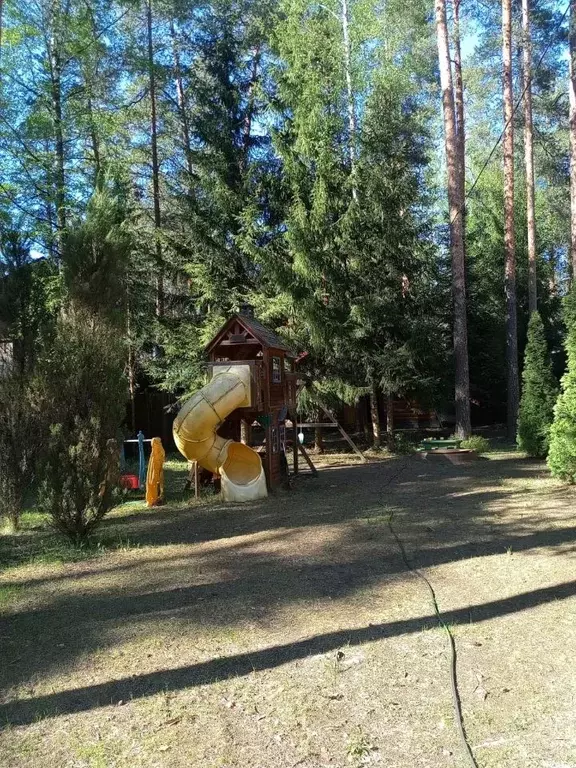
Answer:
[173,364,268,502]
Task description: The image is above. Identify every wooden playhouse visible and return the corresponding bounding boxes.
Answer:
[205,306,299,490]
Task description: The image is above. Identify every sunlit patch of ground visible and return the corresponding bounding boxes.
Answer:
[1,452,575,767]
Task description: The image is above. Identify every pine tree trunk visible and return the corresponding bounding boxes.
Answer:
[241,46,261,173]
[370,381,381,449]
[503,0,519,440]
[147,0,164,322]
[49,15,66,261]
[435,0,471,439]
[570,0,576,279]
[355,402,362,437]
[314,424,324,453]
[522,0,537,313]
[452,0,468,414]
[45,182,57,261]
[386,393,395,450]
[126,299,137,435]
[85,6,101,187]
[549,247,558,295]
[452,0,465,203]
[363,415,371,443]
[170,20,194,189]
[341,0,357,202]
[87,98,101,184]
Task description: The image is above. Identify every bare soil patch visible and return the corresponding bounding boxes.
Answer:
[1,452,575,767]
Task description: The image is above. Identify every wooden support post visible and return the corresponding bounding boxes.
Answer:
[265,423,273,490]
[188,460,200,499]
[298,442,318,476]
[320,406,366,462]
[292,420,299,475]
[240,419,252,445]
[386,393,395,450]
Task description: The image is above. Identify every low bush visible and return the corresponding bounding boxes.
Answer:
[37,310,126,543]
[0,372,41,530]
[392,433,416,454]
[460,435,490,454]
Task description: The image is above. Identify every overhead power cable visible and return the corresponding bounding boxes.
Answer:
[457,1,570,218]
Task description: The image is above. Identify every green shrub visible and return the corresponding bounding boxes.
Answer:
[392,433,415,454]
[548,289,576,482]
[460,435,490,454]
[37,310,126,543]
[517,312,558,458]
[0,371,41,530]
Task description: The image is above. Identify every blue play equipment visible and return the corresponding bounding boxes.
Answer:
[137,430,146,489]
[122,431,149,490]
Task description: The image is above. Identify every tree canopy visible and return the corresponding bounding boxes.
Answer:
[0,0,575,446]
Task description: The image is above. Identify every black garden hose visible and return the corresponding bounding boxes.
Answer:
[383,460,479,768]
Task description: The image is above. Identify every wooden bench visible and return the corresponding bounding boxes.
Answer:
[420,438,462,451]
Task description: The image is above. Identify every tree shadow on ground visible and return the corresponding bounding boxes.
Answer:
[2,577,575,728]
[1,454,575,727]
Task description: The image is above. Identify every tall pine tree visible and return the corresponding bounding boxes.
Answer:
[548,287,576,481]
[517,311,557,457]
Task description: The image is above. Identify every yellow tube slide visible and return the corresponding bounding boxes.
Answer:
[173,365,268,502]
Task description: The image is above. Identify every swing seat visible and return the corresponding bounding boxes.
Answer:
[120,474,139,490]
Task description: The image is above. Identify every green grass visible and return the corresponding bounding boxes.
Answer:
[0,584,23,607]
[0,522,155,572]
[0,457,217,572]
[0,533,101,571]
[346,727,376,764]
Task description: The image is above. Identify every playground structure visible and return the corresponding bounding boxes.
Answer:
[173,308,299,501]
[120,433,167,506]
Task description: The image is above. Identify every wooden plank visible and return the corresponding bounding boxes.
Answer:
[320,406,366,463]
[297,422,338,428]
[298,443,318,476]
[187,460,200,499]
[292,421,299,475]
[194,461,200,500]
[266,424,273,489]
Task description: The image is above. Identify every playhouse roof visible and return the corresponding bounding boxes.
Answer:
[206,312,296,357]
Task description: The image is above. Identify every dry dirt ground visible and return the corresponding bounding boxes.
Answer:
[1,452,575,768]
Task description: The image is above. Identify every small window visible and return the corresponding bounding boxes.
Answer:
[284,358,292,372]
[271,356,282,383]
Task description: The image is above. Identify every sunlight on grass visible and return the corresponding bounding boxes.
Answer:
[0,457,219,573]
[0,584,23,607]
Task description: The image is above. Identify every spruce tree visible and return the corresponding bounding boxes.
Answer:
[517,312,557,458]
[548,288,576,481]
[37,309,126,542]
[250,0,444,425]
